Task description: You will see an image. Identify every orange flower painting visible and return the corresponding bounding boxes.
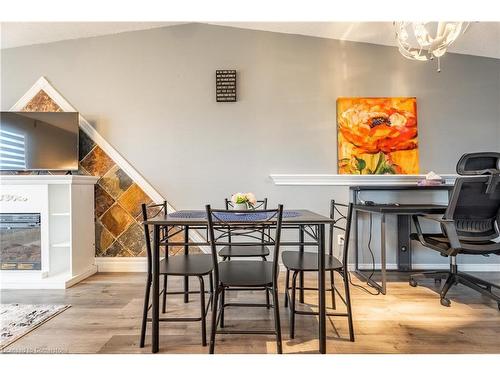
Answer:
[337,97,419,174]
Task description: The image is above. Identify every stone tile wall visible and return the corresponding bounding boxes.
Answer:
[15,89,195,257]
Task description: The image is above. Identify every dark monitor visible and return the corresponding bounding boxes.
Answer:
[0,111,79,171]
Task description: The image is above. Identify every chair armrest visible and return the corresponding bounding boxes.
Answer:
[412,214,461,251]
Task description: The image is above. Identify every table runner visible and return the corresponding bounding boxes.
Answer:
[169,210,301,220]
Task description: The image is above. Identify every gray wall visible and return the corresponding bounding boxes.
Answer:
[2,23,500,266]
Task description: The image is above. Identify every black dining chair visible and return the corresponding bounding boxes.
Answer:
[219,198,271,308]
[281,201,355,341]
[206,204,284,354]
[219,198,269,260]
[139,201,214,348]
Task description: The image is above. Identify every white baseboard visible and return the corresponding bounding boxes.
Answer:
[352,263,500,272]
[95,257,500,273]
[95,257,148,272]
[65,266,98,288]
[0,265,97,289]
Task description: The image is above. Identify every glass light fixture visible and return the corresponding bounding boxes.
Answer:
[394,22,470,72]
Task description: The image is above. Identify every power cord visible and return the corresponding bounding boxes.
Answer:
[349,213,381,295]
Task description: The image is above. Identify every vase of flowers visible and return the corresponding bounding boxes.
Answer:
[230,192,257,211]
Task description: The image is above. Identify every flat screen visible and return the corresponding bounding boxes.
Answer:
[0,112,79,171]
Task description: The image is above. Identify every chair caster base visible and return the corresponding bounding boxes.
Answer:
[409,278,417,287]
[440,298,451,307]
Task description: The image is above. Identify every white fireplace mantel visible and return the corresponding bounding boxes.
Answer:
[0,175,98,289]
[0,174,98,185]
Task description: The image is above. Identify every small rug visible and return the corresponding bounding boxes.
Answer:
[0,303,70,350]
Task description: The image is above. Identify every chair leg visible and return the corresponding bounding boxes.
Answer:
[458,271,500,291]
[198,276,207,346]
[457,272,500,306]
[139,273,151,348]
[220,287,226,328]
[162,274,168,314]
[284,269,290,308]
[261,256,270,309]
[290,271,299,339]
[209,286,220,354]
[272,284,283,354]
[184,276,189,303]
[330,270,336,310]
[439,273,456,307]
[409,270,449,287]
[342,269,355,342]
[209,272,214,311]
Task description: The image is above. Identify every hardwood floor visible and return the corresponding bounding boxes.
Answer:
[1,271,499,354]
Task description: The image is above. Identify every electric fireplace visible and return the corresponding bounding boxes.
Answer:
[0,213,41,270]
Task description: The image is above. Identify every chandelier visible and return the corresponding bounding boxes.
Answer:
[394,22,470,72]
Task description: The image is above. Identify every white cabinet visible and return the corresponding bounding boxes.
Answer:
[0,175,98,289]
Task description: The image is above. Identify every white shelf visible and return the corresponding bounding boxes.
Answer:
[51,242,70,248]
[51,212,70,217]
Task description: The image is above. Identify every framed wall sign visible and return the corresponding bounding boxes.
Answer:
[216,70,237,102]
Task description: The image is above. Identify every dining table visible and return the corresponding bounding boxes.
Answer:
[143,208,334,354]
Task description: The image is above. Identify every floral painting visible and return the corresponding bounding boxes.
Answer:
[337,97,419,174]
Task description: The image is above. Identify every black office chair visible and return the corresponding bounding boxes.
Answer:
[409,152,500,309]
[206,204,284,354]
[139,201,214,348]
[281,201,355,341]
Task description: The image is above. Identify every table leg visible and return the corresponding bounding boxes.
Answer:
[318,224,326,354]
[353,191,359,273]
[152,225,160,353]
[354,209,359,272]
[184,226,189,303]
[381,214,387,295]
[299,224,305,303]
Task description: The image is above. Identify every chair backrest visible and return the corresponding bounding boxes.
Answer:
[445,176,500,241]
[225,198,268,210]
[205,205,284,285]
[446,153,500,241]
[141,201,168,274]
[224,198,268,245]
[328,200,354,267]
[456,152,500,176]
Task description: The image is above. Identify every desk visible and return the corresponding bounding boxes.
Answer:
[350,184,454,294]
[144,209,333,354]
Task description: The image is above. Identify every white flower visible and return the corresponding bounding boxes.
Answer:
[245,192,257,205]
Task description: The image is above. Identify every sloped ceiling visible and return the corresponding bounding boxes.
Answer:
[208,22,500,59]
[0,22,184,49]
[1,21,499,59]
